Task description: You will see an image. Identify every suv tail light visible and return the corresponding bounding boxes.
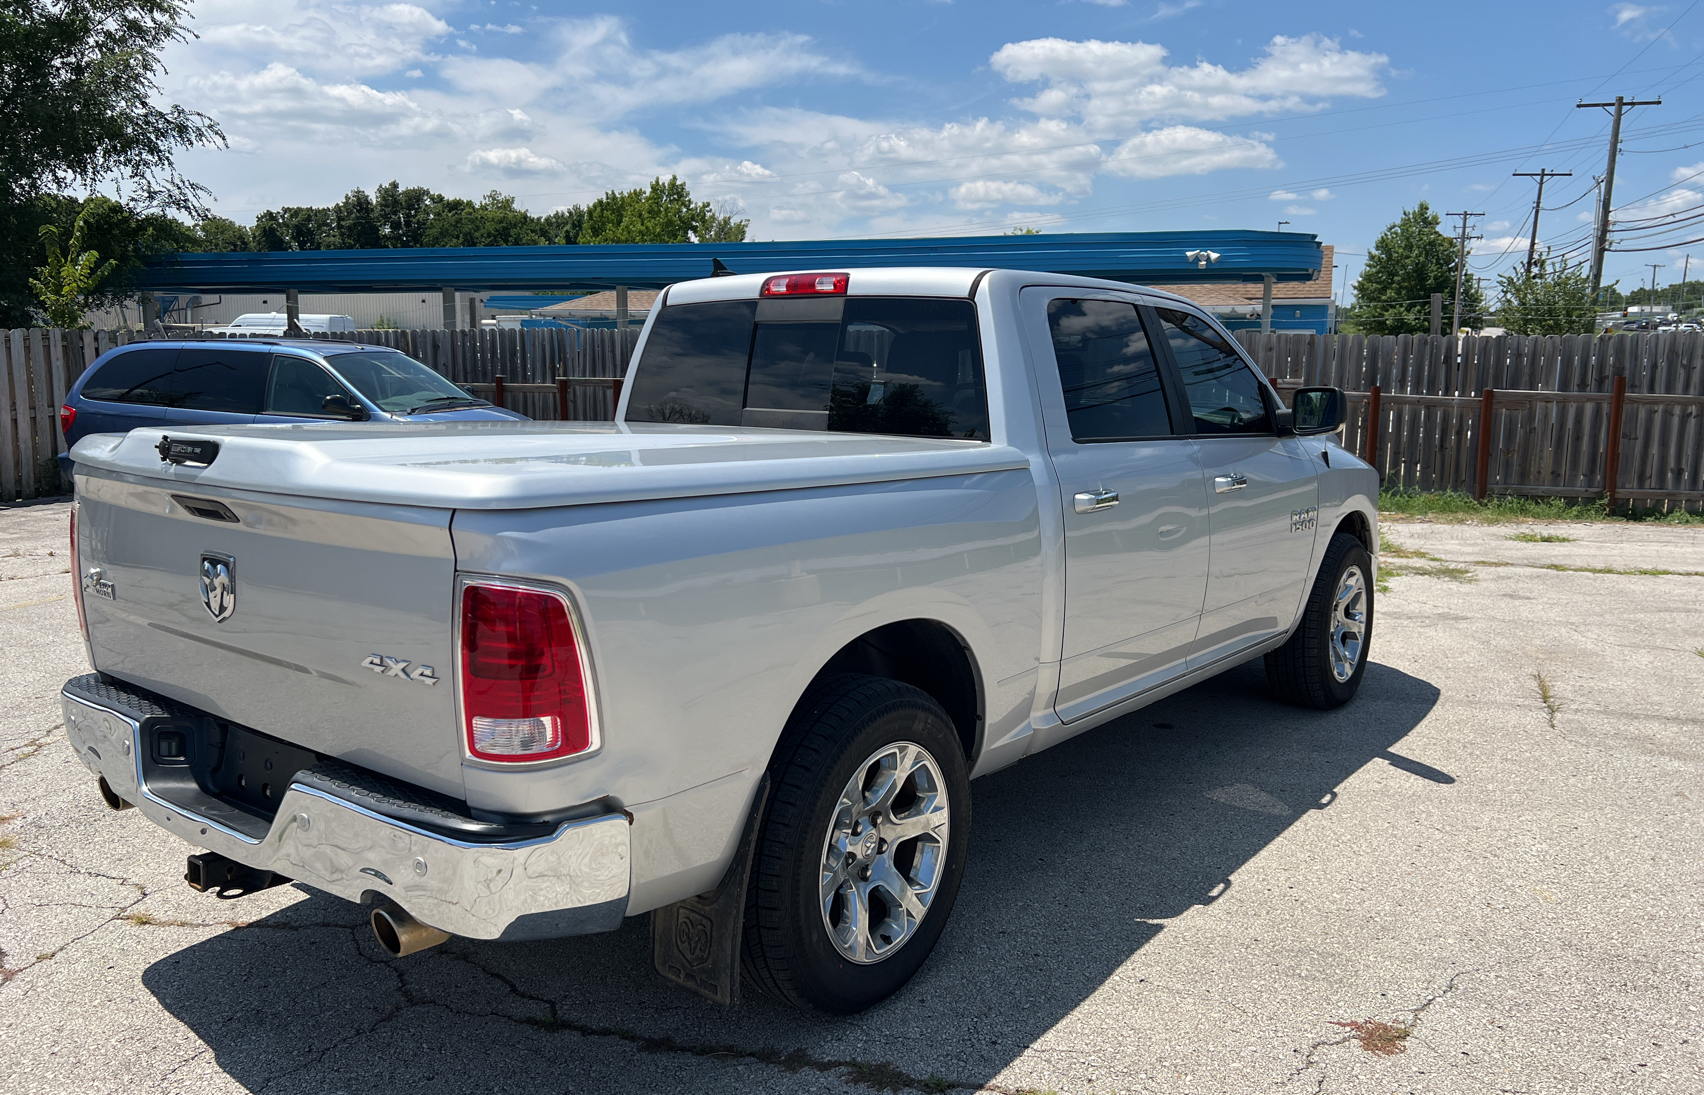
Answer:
[761,272,848,297]
[60,404,76,435]
[458,580,595,762]
[70,506,88,641]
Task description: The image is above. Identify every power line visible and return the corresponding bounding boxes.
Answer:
[1448,211,1485,334]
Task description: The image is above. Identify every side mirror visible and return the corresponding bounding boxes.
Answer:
[321,393,367,420]
[1290,387,1346,436]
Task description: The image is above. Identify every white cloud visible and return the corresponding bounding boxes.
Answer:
[1284,204,1316,215]
[1269,189,1300,200]
[464,147,566,176]
[950,180,1071,209]
[1149,0,1202,17]
[1672,161,1704,183]
[198,3,451,77]
[180,63,457,142]
[1620,186,1700,220]
[476,23,524,34]
[1102,126,1280,178]
[991,33,1388,132]
[1609,3,1670,37]
[1309,187,1336,200]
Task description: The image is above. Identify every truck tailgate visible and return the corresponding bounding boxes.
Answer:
[76,471,463,797]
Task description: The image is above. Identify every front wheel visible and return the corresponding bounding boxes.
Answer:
[1265,531,1374,709]
[743,675,971,1013]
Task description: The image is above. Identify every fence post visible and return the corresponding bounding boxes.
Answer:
[611,377,624,418]
[492,373,505,409]
[1475,388,1495,501]
[1364,384,1381,467]
[556,375,569,421]
[1604,374,1628,513]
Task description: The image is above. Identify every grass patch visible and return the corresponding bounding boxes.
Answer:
[1380,489,1703,525]
[1507,531,1577,543]
[1331,1018,1413,1057]
[0,835,18,851]
[1535,670,1563,730]
[123,912,199,928]
[1381,562,1477,583]
[1379,530,1439,560]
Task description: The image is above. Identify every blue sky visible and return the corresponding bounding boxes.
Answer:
[162,0,1704,299]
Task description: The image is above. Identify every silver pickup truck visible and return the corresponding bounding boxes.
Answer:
[62,267,1376,1013]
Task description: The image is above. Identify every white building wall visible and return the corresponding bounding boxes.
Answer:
[84,291,493,330]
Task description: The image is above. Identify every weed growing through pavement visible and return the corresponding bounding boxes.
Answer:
[1381,562,1477,583]
[1330,1018,1413,1056]
[1534,671,1563,730]
[1379,489,1701,525]
[1507,531,1577,543]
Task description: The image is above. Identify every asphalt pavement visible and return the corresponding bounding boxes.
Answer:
[1,499,1699,1095]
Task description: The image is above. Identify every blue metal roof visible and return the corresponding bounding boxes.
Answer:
[139,230,1322,293]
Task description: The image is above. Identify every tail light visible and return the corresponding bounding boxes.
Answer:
[60,404,76,436]
[761,272,848,297]
[458,579,596,763]
[70,506,88,641]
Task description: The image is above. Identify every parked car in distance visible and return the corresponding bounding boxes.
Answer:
[209,313,357,335]
[58,339,526,477]
[64,267,1377,1014]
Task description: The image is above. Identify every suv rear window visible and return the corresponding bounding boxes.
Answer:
[81,346,266,413]
[627,297,989,440]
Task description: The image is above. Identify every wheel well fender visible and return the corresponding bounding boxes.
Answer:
[1334,507,1374,554]
[796,619,984,764]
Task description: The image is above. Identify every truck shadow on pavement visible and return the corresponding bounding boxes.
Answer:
[141,659,1442,1094]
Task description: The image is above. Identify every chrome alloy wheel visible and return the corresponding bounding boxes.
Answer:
[819,741,951,965]
[1330,564,1369,683]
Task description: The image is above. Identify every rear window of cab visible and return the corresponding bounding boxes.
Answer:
[626,297,990,441]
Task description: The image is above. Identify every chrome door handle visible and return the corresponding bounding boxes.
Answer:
[1213,473,1248,494]
[1073,488,1120,514]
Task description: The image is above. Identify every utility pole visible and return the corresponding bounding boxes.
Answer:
[1447,210,1484,334]
[1647,263,1664,315]
[1578,95,1661,300]
[1682,254,1691,314]
[1513,169,1572,275]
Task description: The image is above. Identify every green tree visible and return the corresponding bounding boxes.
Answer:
[190,215,252,252]
[1494,256,1598,335]
[578,176,748,244]
[28,208,118,327]
[0,0,222,211]
[422,191,547,247]
[372,181,440,247]
[1,0,223,324]
[1344,201,1484,335]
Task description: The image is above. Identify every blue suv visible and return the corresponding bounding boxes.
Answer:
[60,340,527,476]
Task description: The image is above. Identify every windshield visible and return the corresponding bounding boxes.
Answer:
[324,351,481,414]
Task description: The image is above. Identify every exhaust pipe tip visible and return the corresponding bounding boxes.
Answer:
[98,775,134,811]
[371,904,451,957]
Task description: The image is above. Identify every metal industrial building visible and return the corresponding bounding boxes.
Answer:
[132,230,1335,334]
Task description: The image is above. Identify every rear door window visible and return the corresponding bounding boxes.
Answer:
[80,348,184,405]
[627,297,988,440]
[1045,299,1174,441]
[1154,308,1271,435]
[170,347,267,413]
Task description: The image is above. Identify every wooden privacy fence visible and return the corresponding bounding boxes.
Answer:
[1238,330,1704,512]
[0,326,639,501]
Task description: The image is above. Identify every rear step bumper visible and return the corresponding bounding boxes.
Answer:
[62,674,630,941]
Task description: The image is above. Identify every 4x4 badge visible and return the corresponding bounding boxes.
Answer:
[199,553,235,622]
[361,654,440,685]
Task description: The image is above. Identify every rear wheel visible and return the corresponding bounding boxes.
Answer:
[1265,532,1374,709]
[743,674,970,1013]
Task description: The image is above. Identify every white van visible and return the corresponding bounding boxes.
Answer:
[212,313,358,335]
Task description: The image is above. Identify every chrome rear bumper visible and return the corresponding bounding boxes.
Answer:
[62,677,630,941]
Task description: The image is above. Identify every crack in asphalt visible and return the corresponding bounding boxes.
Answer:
[1286,969,1479,1089]
[0,724,60,772]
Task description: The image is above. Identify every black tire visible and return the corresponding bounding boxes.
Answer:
[1265,531,1374,709]
[742,674,971,1013]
